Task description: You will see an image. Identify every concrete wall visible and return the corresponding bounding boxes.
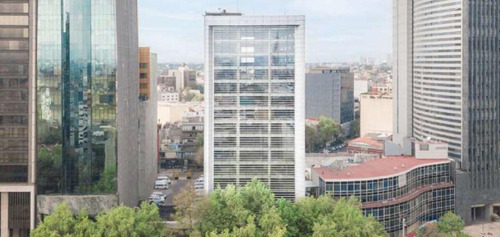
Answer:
[392,0,413,144]
[360,94,393,137]
[37,195,118,218]
[138,52,158,201]
[115,0,140,207]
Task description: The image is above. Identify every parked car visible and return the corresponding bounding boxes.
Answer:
[151,192,166,202]
[149,194,164,204]
[155,180,169,189]
[194,182,204,190]
[186,171,192,179]
[157,176,171,184]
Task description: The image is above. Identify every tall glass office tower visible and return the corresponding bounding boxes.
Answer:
[204,13,305,199]
[36,0,140,214]
[393,0,500,223]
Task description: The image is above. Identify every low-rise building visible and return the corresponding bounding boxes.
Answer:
[312,141,454,236]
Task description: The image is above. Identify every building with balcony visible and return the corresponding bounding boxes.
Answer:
[204,12,305,199]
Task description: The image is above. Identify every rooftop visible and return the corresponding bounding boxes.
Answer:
[314,156,450,181]
[348,136,384,149]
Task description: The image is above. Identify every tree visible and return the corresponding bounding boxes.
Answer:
[417,212,469,237]
[170,185,207,236]
[317,116,341,148]
[177,180,388,237]
[312,197,386,237]
[305,125,320,153]
[437,211,465,235]
[350,119,360,138]
[194,179,286,237]
[32,202,165,237]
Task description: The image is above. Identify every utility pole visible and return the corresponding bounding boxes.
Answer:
[401,218,406,237]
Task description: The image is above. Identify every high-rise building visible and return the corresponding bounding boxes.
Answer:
[306,67,354,125]
[204,12,305,199]
[393,0,500,223]
[138,48,158,201]
[36,0,141,217]
[0,0,36,236]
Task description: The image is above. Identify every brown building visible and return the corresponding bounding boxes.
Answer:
[139,47,151,100]
[0,0,36,236]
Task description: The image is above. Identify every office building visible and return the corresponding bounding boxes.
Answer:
[36,0,140,217]
[0,0,36,236]
[138,48,158,201]
[306,67,354,125]
[313,141,454,236]
[360,92,392,137]
[393,0,500,222]
[167,63,197,92]
[204,12,305,199]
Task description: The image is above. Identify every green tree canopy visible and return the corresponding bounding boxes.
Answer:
[177,179,387,237]
[31,202,165,237]
[417,211,469,237]
[318,116,341,146]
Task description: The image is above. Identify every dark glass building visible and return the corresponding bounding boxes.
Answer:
[305,67,354,125]
[36,0,141,214]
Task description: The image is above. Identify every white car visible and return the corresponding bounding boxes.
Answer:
[151,192,166,202]
[157,176,171,184]
[149,194,164,204]
[155,180,169,189]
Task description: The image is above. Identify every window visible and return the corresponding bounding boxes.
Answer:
[140,83,148,89]
[140,73,148,78]
[139,63,148,69]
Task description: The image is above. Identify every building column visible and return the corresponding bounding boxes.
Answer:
[1,192,9,237]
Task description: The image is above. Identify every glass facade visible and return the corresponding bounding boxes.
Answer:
[319,162,454,234]
[211,25,297,198]
[37,0,118,194]
[0,0,30,183]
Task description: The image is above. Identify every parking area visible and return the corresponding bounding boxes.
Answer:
[152,169,202,206]
[464,222,500,236]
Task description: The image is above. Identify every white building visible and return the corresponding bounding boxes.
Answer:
[204,12,305,199]
[160,91,179,103]
[393,0,500,223]
[360,93,393,137]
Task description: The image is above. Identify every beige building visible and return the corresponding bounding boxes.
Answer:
[360,93,393,137]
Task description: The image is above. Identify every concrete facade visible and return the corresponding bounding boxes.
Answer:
[138,51,159,201]
[360,93,393,137]
[306,68,354,125]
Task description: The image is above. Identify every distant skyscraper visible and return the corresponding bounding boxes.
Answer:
[204,12,305,199]
[0,0,36,235]
[306,67,354,125]
[36,0,141,216]
[393,0,500,223]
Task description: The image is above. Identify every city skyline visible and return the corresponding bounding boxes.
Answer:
[138,0,391,63]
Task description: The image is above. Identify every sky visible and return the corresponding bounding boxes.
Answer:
[138,0,392,64]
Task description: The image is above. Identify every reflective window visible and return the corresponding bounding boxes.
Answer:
[37,0,118,194]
